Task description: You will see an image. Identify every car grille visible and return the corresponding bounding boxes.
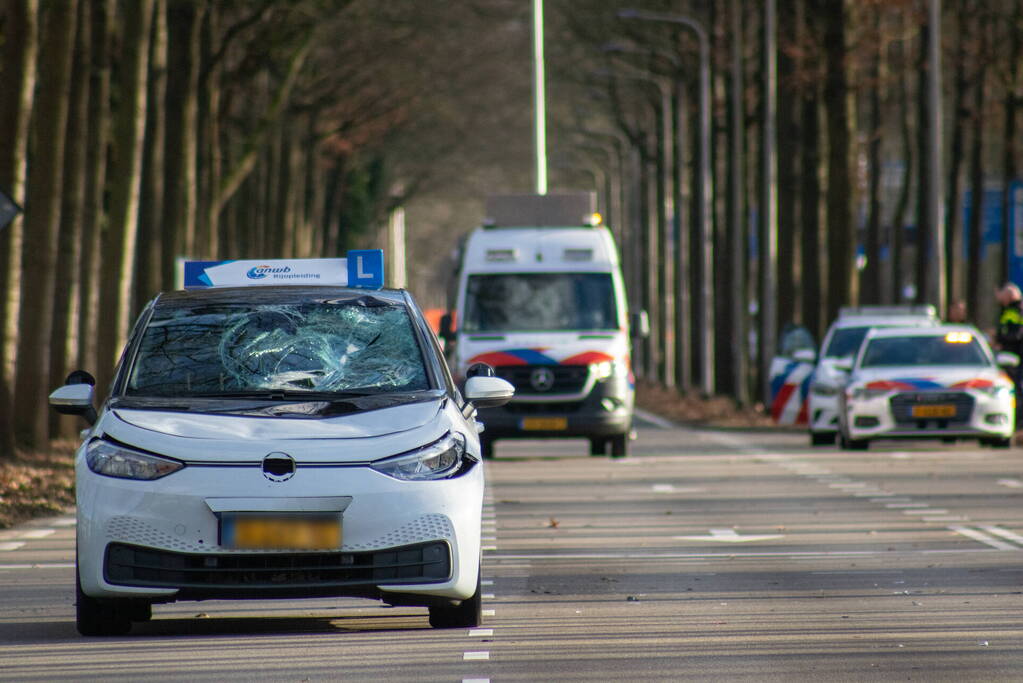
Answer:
[890,391,974,426]
[495,364,589,395]
[104,541,450,596]
[503,401,583,414]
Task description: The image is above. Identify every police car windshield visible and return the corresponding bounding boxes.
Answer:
[463,273,617,332]
[823,326,872,358]
[860,335,988,368]
[126,301,429,397]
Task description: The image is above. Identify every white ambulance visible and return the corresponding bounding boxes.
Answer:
[443,194,644,458]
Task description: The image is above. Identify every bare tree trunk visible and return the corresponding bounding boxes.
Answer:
[199,3,221,257]
[95,0,153,397]
[0,0,39,458]
[135,0,168,309]
[50,0,92,439]
[77,0,114,375]
[777,0,800,325]
[862,5,885,305]
[13,0,78,448]
[891,38,915,303]
[1001,3,1022,284]
[966,29,988,323]
[799,2,824,341]
[822,0,855,320]
[943,0,970,309]
[161,0,204,286]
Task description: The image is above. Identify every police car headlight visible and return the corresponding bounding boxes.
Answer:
[975,384,1011,399]
[86,440,184,480]
[372,432,468,481]
[849,387,889,401]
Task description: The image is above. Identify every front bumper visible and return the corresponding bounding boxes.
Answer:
[808,391,840,434]
[844,390,1015,441]
[477,376,633,439]
[76,458,482,604]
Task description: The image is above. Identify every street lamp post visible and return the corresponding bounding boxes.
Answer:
[618,8,714,396]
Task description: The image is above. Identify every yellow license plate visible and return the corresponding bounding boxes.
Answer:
[911,404,956,418]
[521,417,568,431]
[223,515,341,550]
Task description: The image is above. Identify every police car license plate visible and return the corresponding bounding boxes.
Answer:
[911,404,956,418]
[521,417,568,431]
[221,514,342,550]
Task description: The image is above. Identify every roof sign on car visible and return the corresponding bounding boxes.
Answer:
[182,250,385,289]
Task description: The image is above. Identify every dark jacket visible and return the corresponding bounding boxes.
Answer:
[996,299,1023,355]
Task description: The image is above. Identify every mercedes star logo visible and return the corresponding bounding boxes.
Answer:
[530,367,555,392]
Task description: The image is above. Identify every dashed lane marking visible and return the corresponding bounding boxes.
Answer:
[980,525,1023,546]
[468,628,494,637]
[902,509,948,515]
[949,525,1018,550]
[0,563,74,569]
[18,529,55,539]
[997,479,1023,488]
[463,652,490,661]
[0,542,25,551]
[482,609,495,617]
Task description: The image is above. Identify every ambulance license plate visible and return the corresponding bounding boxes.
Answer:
[221,514,341,550]
[521,417,568,431]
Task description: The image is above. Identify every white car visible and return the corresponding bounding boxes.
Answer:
[808,306,939,446]
[50,264,514,636]
[837,325,1017,450]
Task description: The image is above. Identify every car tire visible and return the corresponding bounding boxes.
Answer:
[76,567,134,637]
[810,432,835,447]
[428,564,482,629]
[589,437,608,456]
[987,437,1013,449]
[609,433,628,458]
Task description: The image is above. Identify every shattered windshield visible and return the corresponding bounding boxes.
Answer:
[463,273,617,332]
[126,298,429,397]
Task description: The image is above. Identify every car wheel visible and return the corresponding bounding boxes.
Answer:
[589,437,608,456]
[480,437,495,460]
[76,567,134,637]
[609,433,628,458]
[428,564,482,629]
[988,437,1013,449]
[810,432,835,447]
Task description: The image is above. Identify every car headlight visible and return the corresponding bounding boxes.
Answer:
[849,387,891,401]
[974,384,1011,398]
[86,439,184,480]
[371,432,469,481]
[810,382,839,397]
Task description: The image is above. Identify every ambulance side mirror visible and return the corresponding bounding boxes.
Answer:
[440,312,455,343]
[631,310,650,339]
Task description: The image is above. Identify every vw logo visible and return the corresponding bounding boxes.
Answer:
[262,452,296,482]
[530,367,555,392]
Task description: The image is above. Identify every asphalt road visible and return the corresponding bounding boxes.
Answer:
[4,413,1023,681]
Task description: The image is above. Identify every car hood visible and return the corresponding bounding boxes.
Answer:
[111,399,442,440]
[849,366,1012,390]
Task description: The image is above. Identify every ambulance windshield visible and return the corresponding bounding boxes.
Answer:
[463,273,617,333]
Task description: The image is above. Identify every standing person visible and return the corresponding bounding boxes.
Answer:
[947,299,968,324]
[995,283,1023,428]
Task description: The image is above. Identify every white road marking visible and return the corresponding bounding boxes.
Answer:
[0,563,74,569]
[632,407,677,429]
[463,652,490,661]
[997,479,1023,488]
[980,525,1023,546]
[924,516,968,522]
[481,579,494,586]
[481,593,495,599]
[468,628,494,637]
[949,525,1018,550]
[902,509,948,515]
[18,529,55,539]
[487,548,1003,561]
[886,503,929,509]
[482,609,495,617]
[0,542,26,551]
[51,517,76,527]
[463,679,490,683]
[482,545,497,551]
[674,528,785,543]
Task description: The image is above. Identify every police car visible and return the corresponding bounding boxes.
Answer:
[836,325,1016,449]
[49,251,513,636]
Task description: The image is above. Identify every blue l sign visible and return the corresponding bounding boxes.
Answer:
[346,249,385,289]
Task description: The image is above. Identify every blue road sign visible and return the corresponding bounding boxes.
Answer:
[0,188,21,231]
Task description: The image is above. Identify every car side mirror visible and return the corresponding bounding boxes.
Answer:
[832,358,853,373]
[631,310,650,339]
[793,349,817,364]
[49,375,97,425]
[466,362,495,378]
[997,351,1020,368]
[465,376,515,409]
